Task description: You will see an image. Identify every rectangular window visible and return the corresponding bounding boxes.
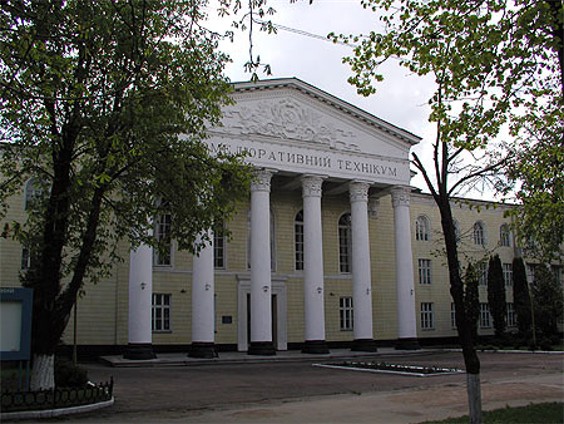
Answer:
[420,302,434,330]
[295,220,304,271]
[339,227,351,273]
[152,293,171,332]
[418,259,432,285]
[451,303,457,329]
[21,247,31,270]
[478,262,488,286]
[214,224,225,269]
[479,303,491,329]
[506,303,516,327]
[155,214,172,266]
[503,263,513,287]
[339,297,354,331]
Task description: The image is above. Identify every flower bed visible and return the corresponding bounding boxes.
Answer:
[313,361,464,377]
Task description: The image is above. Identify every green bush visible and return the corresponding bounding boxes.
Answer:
[55,357,88,388]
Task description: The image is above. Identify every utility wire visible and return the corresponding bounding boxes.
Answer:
[254,19,358,47]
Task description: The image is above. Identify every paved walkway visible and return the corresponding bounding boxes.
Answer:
[9,349,564,423]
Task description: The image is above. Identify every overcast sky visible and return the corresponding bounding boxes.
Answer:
[209,0,499,200]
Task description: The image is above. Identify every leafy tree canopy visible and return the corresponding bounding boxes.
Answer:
[0,0,253,378]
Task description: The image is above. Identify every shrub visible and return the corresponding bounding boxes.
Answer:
[55,357,88,388]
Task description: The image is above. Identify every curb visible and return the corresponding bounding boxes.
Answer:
[1,397,114,421]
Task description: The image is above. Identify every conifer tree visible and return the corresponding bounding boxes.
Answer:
[512,257,532,338]
[464,262,480,344]
[487,255,507,338]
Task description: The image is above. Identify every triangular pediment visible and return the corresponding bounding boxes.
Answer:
[206,78,421,186]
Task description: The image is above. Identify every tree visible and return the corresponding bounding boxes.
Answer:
[464,262,480,345]
[512,256,532,339]
[335,1,562,421]
[0,1,252,390]
[487,255,506,338]
[532,265,564,340]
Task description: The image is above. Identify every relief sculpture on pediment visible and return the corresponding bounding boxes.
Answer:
[222,98,360,152]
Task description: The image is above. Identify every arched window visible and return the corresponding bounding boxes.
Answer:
[24,178,43,210]
[415,216,431,241]
[499,224,511,247]
[154,213,172,266]
[294,210,304,271]
[473,221,486,246]
[338,213,352,273]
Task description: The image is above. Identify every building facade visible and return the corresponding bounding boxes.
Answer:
[1,79,553,358]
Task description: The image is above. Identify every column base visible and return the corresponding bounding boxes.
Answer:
[394,338,421,350]
[188,342,218,358]
[248,341,276,356]
[123,343,157,360]
[351,338,378,352]
[302,340,330,354]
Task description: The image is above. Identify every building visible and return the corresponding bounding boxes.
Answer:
[0,78,554,358]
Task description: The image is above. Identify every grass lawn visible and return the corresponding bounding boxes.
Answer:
[425,402,563,423]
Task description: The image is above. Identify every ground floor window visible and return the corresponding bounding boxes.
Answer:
[152,293,171,332]
[479,303,491,329]
[506,302,516,327]
[420,302,434,330]
[339,296,354,331]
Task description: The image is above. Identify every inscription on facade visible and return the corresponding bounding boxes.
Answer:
[207,141,400,181]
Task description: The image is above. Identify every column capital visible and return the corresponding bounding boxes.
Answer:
[251,169,274,193]
[391,186,411,208]
[301,175,324,198]
[349,181,370,203]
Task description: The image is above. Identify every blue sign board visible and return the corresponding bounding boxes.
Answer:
[0,287,33,361]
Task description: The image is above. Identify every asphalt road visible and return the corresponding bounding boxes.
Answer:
[9,350,564,423]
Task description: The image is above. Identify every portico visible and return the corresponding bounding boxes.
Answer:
[124,78,422,356]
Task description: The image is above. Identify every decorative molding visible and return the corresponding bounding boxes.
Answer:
[391,186,410,208]
[222,98,361,152]
[250,169,273,193]
[301,175,324,198]
[349,181,370,203]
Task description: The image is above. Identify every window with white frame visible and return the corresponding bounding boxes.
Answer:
[479,303,491,328]
[478,261,488,286]
[416,216,431,241]
[473,222,486,246]
[339,296,354,331]
[154,213,172,266]
[499,224,511,247]
[24,178,44,210]
[451,303,457,329]
[506,303,516,327]
[294,210,304,271]
[214,221,225,269]
[418,259,432,285]
[152,293,171,332]
[338,213,352,273]
[420,302,435,330]
[503,263,513,287]
[21,247,31,270]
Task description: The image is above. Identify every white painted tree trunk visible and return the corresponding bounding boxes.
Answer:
[30,354,55,391]
[467,372,483,424]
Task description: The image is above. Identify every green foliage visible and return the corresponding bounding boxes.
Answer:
[512,256,532,338]
[0,0,252,363]
[335,0,563,259]
[464,262,480,344]
[532,265,564,338]
[487,255,507,337]
[54,357,88,388]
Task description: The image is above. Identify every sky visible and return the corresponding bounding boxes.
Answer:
[208,0,440,195]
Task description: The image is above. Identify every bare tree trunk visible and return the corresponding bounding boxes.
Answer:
[467,372,483,424]
[29,353,55,391]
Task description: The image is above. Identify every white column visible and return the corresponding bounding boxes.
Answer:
[391,186,420,349]
[301,175,329,354]
[249,169,276,355]
[189,230,217,358]
[124,243,156,359]
[349,181,377,351]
